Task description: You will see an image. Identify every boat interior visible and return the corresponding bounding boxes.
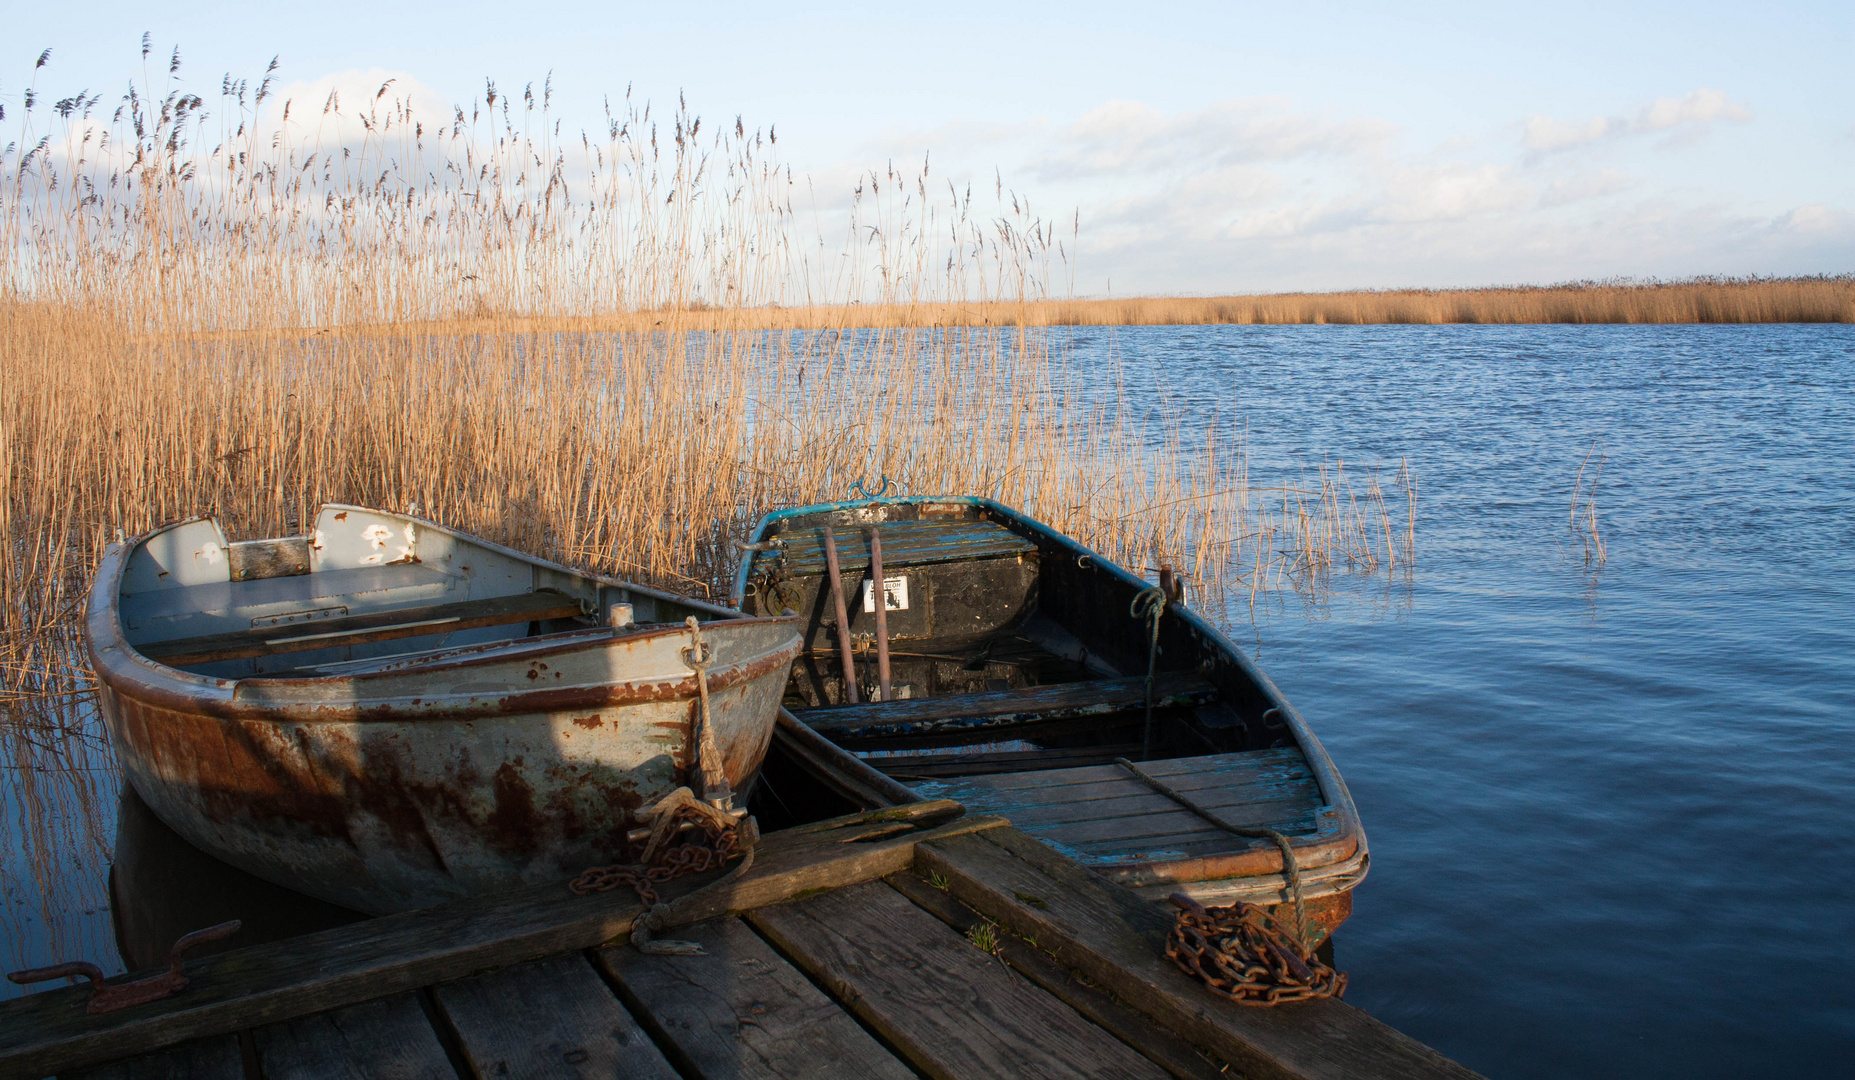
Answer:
[738,500,1332,871]
[116,506,716,680]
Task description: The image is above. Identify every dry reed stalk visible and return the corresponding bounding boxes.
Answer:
[1569,439,1608,568]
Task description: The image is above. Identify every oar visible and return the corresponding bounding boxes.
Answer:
[820,526,860,705]
[870,527,892,702]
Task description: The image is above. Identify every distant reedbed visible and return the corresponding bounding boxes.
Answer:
[775,277,1855,328]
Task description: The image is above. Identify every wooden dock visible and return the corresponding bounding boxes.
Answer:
[0,800,1479,1080]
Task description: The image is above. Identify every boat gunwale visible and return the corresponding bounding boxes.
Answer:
[731,494,1367,884]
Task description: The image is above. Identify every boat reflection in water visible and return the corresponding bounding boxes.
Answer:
[105,726,864,970]
[108,784,367,970]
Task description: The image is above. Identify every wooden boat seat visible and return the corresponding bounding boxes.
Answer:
[865,742,1150,779]
[795,673,1216,738]
[773,518,1037,575]
[135,590,586,668]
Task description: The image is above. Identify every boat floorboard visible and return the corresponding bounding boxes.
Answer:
[908,748,1324,868]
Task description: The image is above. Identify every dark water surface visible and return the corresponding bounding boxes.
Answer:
[1089,324,1855,1077]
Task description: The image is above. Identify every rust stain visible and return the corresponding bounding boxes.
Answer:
[484,760,540,855]
[334,512,347,521]
[89,561,798,911]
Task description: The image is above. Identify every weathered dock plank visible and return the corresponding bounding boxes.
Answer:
[885,872,1230,1080]
[62,1036,243,1080]
[5,795,1476,1080]
[0,801,996,1079]
[916,826,1484,1080]
[598,918,913,1080]
[750,880,1169,1079]
[433,952,677,1080]
[252,994,452,1080]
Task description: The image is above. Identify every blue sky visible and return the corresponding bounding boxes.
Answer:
[6,0,1850,294]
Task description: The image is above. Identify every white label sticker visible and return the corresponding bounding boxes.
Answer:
[863,575,909,612]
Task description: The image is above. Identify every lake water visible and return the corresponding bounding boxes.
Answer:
[5,323,1851,1076]
[1090,323,1855,1077]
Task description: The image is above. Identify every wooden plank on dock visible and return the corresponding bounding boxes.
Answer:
[915,827,1484,1080]
[598,917,914,1080]
[885,872,1230,1080]
[749,880,1171,1080]
[252,994,452,1080]
[433,952,677,1080]
[62,1035,244,1080]
[798,673,1216,736]
[0,801,1000,1079]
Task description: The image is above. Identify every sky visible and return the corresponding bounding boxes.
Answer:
[5,0,1850,295]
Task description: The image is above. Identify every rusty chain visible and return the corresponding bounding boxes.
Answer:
[563,790,745,909]
[1165,893,1346,1007]
[568,619,758,955]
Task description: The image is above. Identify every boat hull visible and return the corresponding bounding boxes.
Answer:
[90,517,801,915]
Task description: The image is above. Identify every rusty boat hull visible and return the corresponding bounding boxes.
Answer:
[733,496,1367,945]
[88,506,801,915]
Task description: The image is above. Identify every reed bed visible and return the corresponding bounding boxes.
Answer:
[0,49,1413,976]
[626,277,1853,329]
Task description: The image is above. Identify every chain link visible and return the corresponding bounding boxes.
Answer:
[1165,893,1347,1007]
[568,792,744,905]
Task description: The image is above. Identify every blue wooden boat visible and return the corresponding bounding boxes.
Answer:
[731,496,1368,944]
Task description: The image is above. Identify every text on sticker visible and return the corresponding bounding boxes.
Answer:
[863,576,909,612]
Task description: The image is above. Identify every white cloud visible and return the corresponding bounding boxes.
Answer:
[1032,98,1395,180]
[1778,203,1849,235]
[800,91,1839,294]
[1523,88,1750,153]
[1539,169,1637,207]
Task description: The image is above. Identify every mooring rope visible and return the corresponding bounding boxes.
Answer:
[1130,586,1168,757]
[681,616,733,810]
[565,617,757,955]
[1114,756,1308,942]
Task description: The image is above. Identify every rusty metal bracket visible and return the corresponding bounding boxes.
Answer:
[6,920,241,1014]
